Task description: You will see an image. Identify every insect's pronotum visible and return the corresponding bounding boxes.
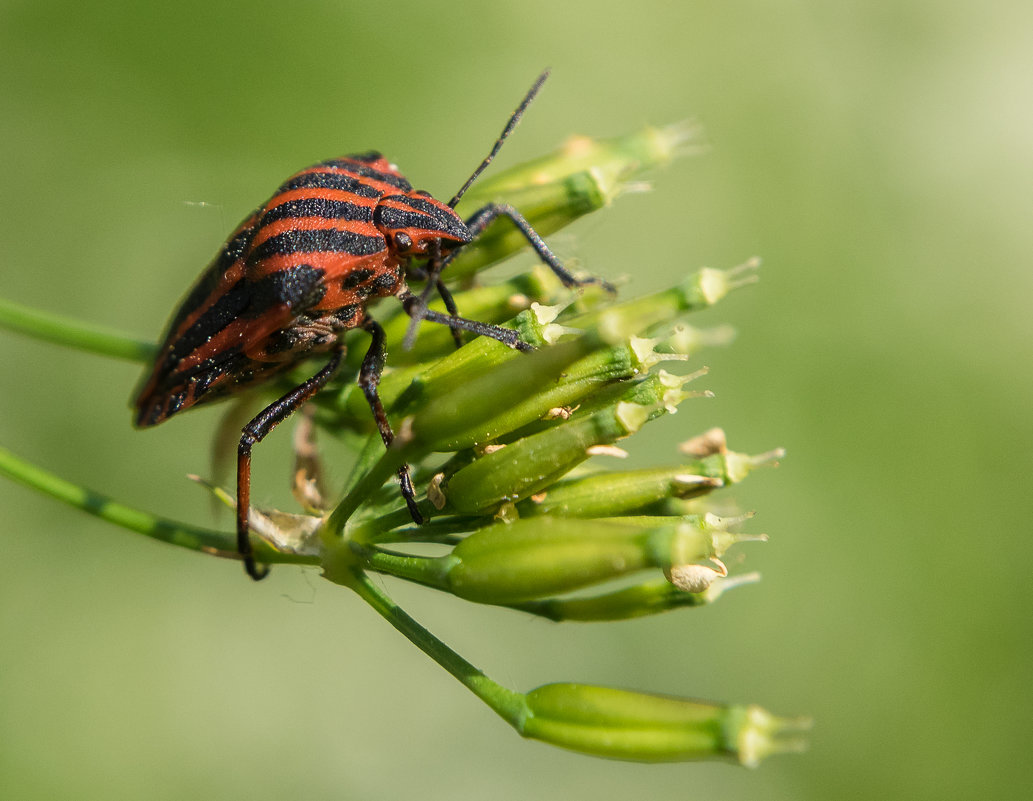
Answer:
[133,71,610,580]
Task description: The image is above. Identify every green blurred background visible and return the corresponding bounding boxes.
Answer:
[2,1,1030,798]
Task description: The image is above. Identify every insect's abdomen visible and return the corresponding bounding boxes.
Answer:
[133,153,411,428]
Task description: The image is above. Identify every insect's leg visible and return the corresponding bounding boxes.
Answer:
[237,349,344,580]
[398,289,533,352]
[463,203,616,293]
[402,201,609,352]
[426,239,464,348]
[404,242,465,350]
[402,263,465,351]
[435,279,464,348]
[360,318,424,524]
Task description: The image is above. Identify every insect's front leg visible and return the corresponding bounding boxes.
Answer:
[359,318,424,524]
[423,240,464,349]
[433,278,463,347]
[237,349,345,580]
[463,202,616,293]
[398,290,533,352]
[403,245,465,351]
[402,204,615,350]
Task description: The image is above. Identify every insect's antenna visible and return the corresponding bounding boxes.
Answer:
[448,69,550,209]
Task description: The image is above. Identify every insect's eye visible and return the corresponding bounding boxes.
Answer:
[394,232,414,252]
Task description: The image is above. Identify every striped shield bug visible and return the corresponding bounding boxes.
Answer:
[133,71,611,581]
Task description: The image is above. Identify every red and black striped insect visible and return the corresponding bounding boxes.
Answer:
[133,71,608,581]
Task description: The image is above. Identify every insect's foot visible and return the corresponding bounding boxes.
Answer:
[572,274,617,295]
[244,558,271,581]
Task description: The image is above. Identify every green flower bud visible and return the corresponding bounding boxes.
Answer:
[511,572,761,622]
[449,517,712,602]
[518,683,810,765]
[447,171,610,281]
[405,333,603,455]
[359,515,752,605]
[441,402,648,514]
[517,443,780,518]
[449,122,699,280]
[465,121,698,198]
[572,259,760,342]
[439,367,707,516]
[664,322,738,356]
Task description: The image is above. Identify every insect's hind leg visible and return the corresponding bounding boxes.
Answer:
[237,349,344,580]
[359,318,424,524]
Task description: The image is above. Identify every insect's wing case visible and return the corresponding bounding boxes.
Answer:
[132,153,412,428]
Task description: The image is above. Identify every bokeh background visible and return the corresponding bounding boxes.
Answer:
[2,2,1030,799]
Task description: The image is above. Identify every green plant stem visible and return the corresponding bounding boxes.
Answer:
[0,296,155,362]
[343,568,526,727]
[0,444,309,565]
[325,443,410,535]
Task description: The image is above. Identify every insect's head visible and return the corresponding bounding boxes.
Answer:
[374,191,472,258]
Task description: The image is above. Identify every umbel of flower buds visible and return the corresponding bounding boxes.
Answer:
[178,123,802,767]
